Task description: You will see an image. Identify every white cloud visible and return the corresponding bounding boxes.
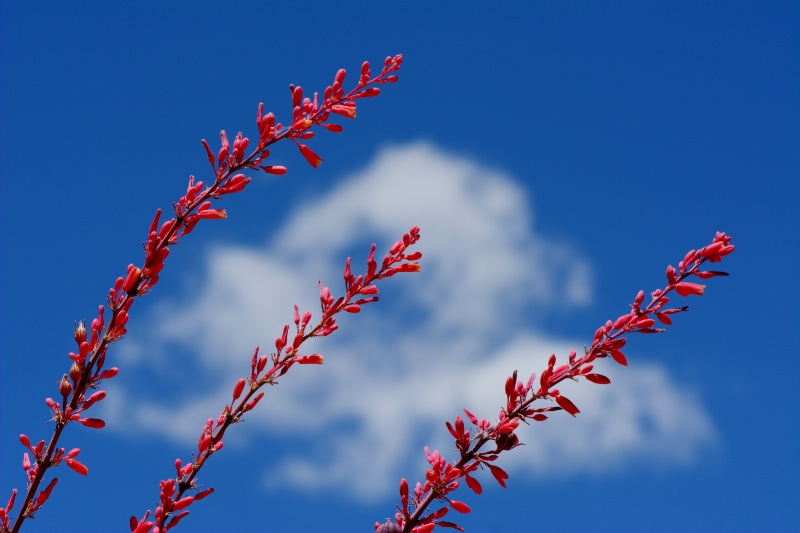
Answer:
[102,142,716,500]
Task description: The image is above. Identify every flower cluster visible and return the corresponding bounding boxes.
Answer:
[129,228,422,533]
[378,232,734,533]
[3,55,402,533]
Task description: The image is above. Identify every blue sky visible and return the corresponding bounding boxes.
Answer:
[1,2,798,532]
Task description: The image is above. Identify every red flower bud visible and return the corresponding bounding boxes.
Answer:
[450,500,471,514]
[195,487,215,500]
[132,520,154,533]
[196,208,227,220]
[297,354,324,364]
[292,85,303,108]
[245,392,264,411]
[73,321,87,344]
[297,143,322,168]
[584,373,611,385]
[59,374,72,398]
[123,266,141,293]
[96,367,118,380]
[666,264,678,285]
[82,391,106,410]
[356,87,381,97]
[217,130,229,164]
[634,290,645,308]
[610,349,628,366]
[232,378,246,402]
[465,474,482,494]
[612,313,634,331]
[487,463,508,487]
[261,165,287,175]
[64,458,88,476]
[319,123,343,133]
[636,316,656,329]
[198,434,212,454]
[173,496,195,511]
[555,394,580,416]
[656,313,672,325]
[78,418,105,429]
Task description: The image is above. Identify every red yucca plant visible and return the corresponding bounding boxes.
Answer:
[0,54,734,533]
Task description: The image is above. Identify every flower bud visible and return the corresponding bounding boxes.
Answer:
[634,290,645,308]
[59,374,72,398]
[666,264,678,285]
[123,266,141,293]
[231,378,247,402]
[74,321,87,344]
[375,520,402,533]
[70,361,84,383]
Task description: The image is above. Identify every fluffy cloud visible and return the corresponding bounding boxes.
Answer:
[103,142,715,500]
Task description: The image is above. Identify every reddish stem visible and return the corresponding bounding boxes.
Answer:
[9,56,403,533]
[397,235,734,533]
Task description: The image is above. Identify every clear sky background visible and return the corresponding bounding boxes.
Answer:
[1,2,798,533]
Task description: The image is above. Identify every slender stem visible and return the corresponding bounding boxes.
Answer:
[9,59,402,533]
[158,233,418,531]
[401,257,712,532]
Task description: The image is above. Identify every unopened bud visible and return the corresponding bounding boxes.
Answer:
[70,361,84,383]
[666,265,678,285]
[123,266,142,293]
[59,374,72,398]
[375,520,402,533]
[74,321,87,344]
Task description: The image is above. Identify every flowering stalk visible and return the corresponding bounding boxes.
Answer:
[129,228,422,533]
[377,232,735,533]
[3,54,403,533]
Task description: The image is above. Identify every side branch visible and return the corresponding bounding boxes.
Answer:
[377,231,734,533]
[130,228,422,533]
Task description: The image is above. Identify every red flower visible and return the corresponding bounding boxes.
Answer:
[297,143,322,168]
[555,395,580,417]
[296,354,324,365]
[675,281,705,297]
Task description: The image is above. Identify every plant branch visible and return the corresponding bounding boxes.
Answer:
[377,232,735,533]
[5,54,403,533]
